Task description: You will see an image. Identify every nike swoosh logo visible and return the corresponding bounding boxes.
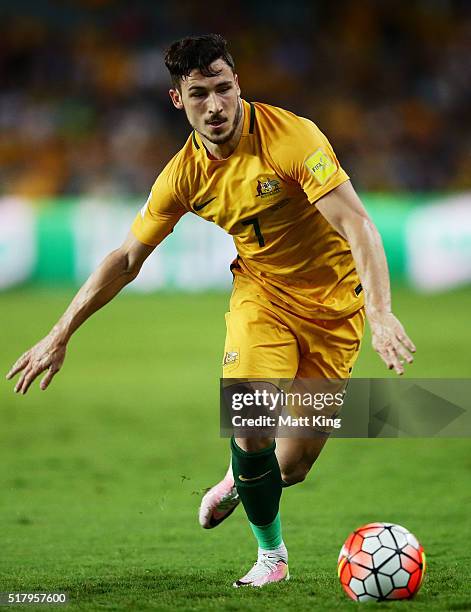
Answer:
[193,196,216,211]
[238,469,272,482]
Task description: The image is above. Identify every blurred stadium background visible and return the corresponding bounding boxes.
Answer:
[0,1,470,609]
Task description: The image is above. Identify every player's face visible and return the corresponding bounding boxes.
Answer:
[169,59,242,146]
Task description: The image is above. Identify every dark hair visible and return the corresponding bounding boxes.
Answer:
[164,34,235,89]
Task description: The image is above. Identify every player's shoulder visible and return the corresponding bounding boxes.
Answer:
[167,133,199,173]
[158,132,199,189]
[251,101,323,172]
[252,100,315,139]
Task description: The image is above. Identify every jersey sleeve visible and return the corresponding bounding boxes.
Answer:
[131,161,187,246]
[273,115,349,204]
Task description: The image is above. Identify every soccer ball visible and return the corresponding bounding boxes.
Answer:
[338,522,426,601]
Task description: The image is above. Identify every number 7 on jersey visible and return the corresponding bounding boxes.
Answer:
[242,217,265,247]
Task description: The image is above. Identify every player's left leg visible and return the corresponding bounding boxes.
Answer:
[276,436,329,487]
[199,462,240,529]
[276,307,366,486]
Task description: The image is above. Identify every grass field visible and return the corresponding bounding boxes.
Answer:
[1,285,470,611]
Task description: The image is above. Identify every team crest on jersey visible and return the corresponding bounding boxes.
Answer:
[223,351,239,366]
[255,177,281,198]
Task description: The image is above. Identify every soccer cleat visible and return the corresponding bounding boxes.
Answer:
[233,553,290,588]
[198,470,240,529]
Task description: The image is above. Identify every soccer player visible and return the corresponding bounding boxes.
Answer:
[6,34,415,587]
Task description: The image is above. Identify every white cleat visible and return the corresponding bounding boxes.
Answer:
[233,553,290,588]
[198,469,240,529]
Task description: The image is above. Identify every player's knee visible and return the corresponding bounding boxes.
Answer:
[281,465,308,486]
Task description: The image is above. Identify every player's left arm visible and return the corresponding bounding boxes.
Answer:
[316,180,416,375]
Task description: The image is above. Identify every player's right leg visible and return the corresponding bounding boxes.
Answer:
[231,433,289,587]
[199,273,298,530]
[200,273,298,586]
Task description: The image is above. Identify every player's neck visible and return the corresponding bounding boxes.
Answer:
[200,99,244,160]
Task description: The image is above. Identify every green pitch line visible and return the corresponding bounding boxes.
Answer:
[0,286,470,610]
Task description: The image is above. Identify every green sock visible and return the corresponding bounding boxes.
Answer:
[250,512,282,549]
[231,437,283,548]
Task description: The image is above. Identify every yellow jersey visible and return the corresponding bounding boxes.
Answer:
[131,99,364,319]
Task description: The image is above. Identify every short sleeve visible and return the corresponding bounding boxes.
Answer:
[275,116,349,204]
[131,162,187,246]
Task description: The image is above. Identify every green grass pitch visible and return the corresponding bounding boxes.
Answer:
[1,285,470,611]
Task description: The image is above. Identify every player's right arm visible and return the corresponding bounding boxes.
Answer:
[6,232,155,395]
[6,159,187,395]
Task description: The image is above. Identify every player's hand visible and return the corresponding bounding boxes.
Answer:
[5,334,67,394]
[368,311,416,375]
